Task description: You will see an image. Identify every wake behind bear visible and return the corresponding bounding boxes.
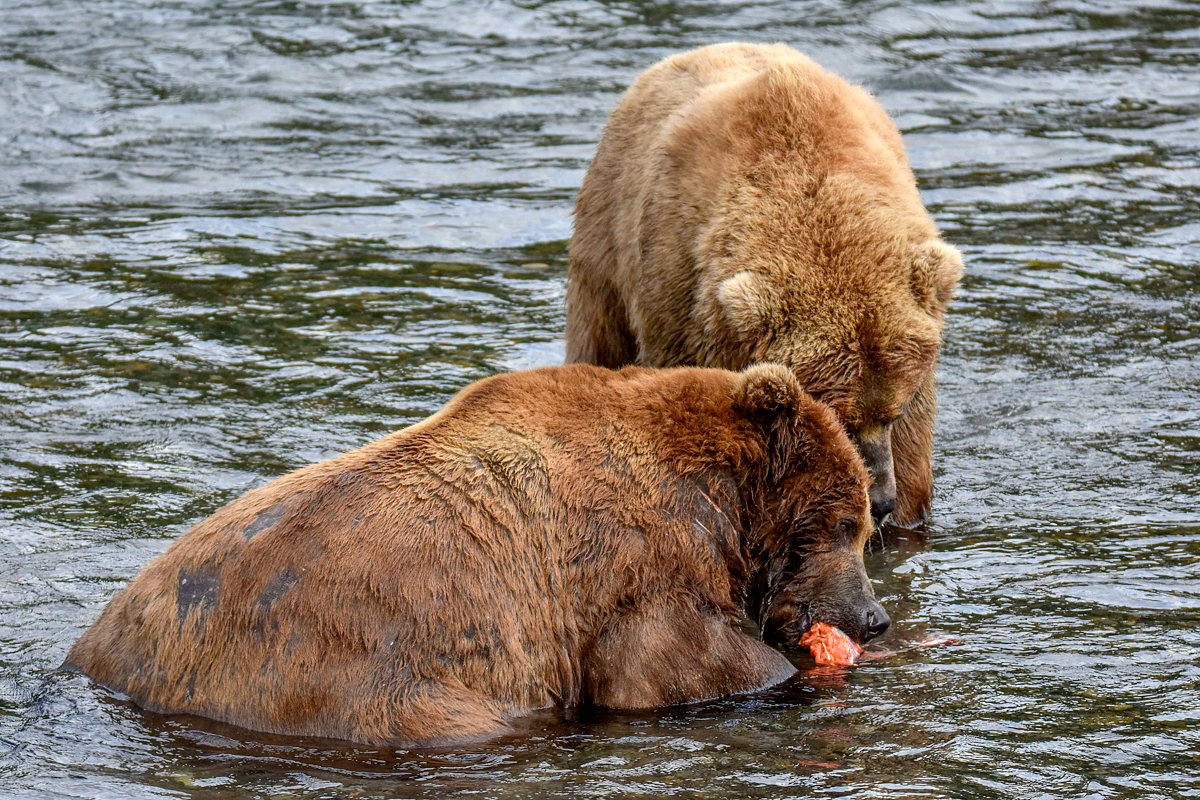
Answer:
[65,363,889,747]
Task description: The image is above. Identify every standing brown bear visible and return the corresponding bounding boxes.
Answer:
[65,363,889,747]
[566,42,962,528]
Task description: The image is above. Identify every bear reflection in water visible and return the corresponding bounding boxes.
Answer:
[65,364,889,747]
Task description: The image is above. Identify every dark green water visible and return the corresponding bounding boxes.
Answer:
[2,1,1197,798]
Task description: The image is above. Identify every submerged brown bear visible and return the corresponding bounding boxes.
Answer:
[64,363,889,747]
[566,42,963,527]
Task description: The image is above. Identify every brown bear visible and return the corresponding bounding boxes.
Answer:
[565,42,962,528]
[63,363,889,747]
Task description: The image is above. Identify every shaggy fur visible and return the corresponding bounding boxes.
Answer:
[64,363,887,747]
[566,42,962,527]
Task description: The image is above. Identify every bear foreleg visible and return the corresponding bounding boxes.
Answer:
[581,598,796,709]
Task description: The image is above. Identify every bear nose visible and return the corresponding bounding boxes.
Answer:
[864,602,891,642]
[870,493,896,526]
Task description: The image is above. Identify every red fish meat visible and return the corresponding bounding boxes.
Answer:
[799,622,863,666]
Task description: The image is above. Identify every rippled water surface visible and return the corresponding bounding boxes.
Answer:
[2,1,1198,798]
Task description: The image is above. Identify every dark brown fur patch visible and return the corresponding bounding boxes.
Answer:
[241,502,288,542]
[176,564,220,625]
[257,567,301,610]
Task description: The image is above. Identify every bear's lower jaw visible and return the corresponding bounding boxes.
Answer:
[760,605,812,650]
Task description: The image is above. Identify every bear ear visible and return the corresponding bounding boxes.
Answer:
[717,271,779,339]
[733,363,810,469]
[910,239,963,314]
[733,362,803,421]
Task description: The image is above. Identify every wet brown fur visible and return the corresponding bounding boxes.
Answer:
[566,42,962,526]
[65,363,880,747]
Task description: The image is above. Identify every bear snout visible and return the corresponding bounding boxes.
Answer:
[767,562,892,649]
[819,595,891,646]
[869,485,897,527]
[855,430,898,526]
[760,593,890,650]
[863,599,891,643]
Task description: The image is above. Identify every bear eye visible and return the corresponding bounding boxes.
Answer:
[836,518,858,539]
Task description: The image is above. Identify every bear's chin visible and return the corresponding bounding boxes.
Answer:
[760,605,812,650]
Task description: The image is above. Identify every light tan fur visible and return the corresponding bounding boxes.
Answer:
[566,42,962,526]
[65,363,887,747]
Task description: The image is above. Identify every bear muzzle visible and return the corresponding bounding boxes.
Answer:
[862,599,892,642]
[855,429,898,526]
[759,583,891,650]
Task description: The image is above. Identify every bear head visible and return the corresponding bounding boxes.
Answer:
[716,237,962,526]
[731,363,890,647]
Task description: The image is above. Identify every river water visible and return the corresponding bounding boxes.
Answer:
[1,1,1197,798]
